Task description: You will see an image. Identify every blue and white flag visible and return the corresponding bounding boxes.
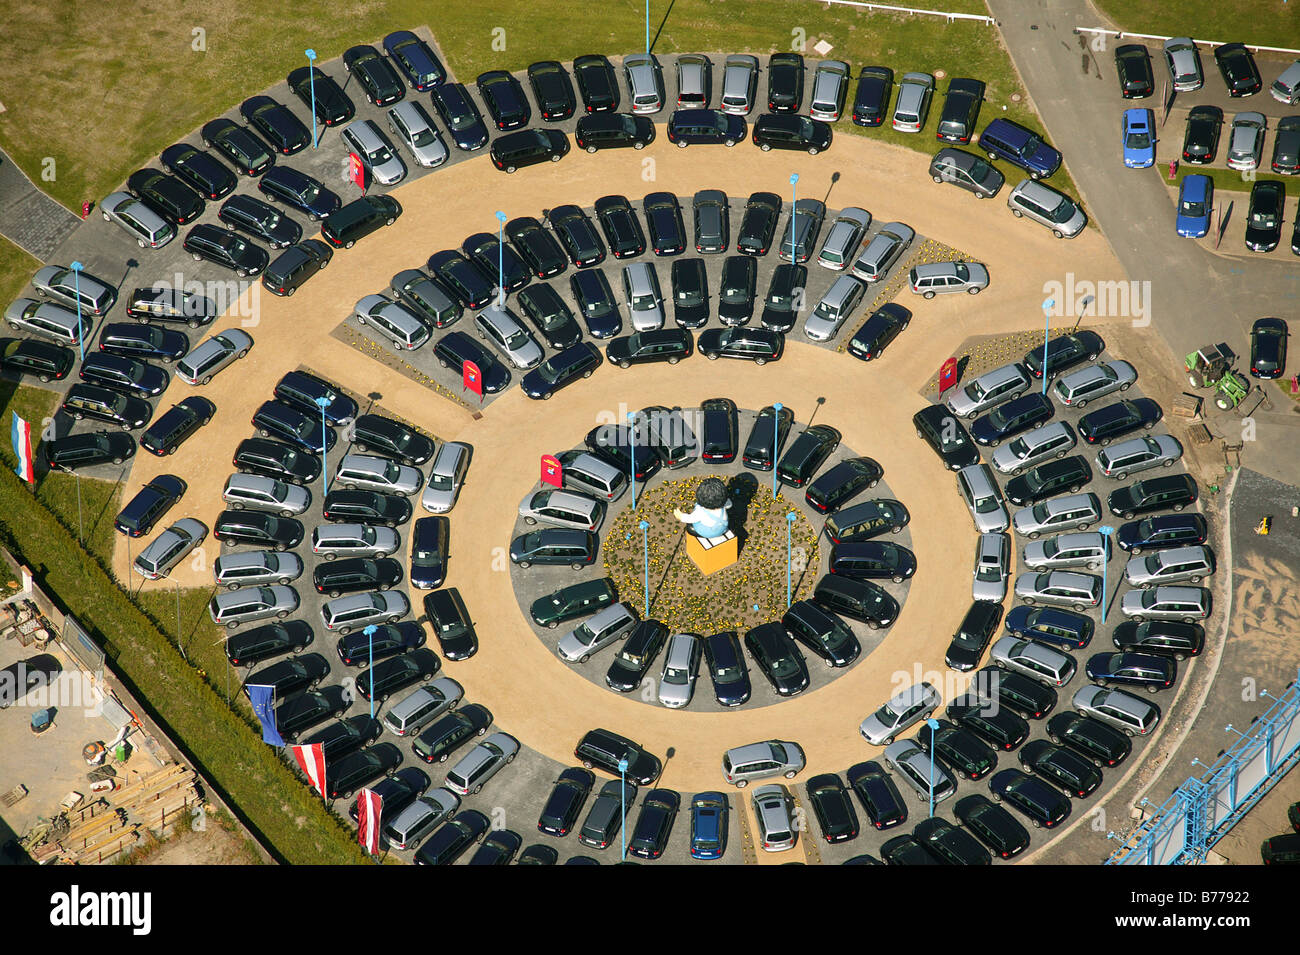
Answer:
[11,413,33,484]
[247,684,284,746]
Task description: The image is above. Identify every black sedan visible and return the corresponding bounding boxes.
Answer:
[477,70,531,130]
[126,168,205,225]
[343,45,405,106]
[605,329,693,368]
[183,224,269,277]
[716,255,758,325]
[159,143,236,200]
[644,192,687,255]
[522,342,602,399]
[574,54,621,112]
[970,392,1054,446]
[507,216,568,279]
[239,95,311,155]
[79,352,167,398]
[805,456,883,514]
[1003,455,1092,506]
[698,327,782,363]
[1214,42,1262,96]
[537,767,595,836]
[744,622,810,697]
[1245,181,1285,252]
[1249,317,1288,379]
[287,66,355,127]
[1085,651,1176,692]
[1114,44,1155,98]
[846,760,907,830]
[847,303,910,361]
[350,414,434,466]
[200,118,274,176]
[806,773,860,844]
[1077,398,1163,445]
[528,60,577,121]
[430,83,490,151]
[322,490,411,526]
[954,794,1030,859]
[213,510,304,551]
[1181,105,1223,164]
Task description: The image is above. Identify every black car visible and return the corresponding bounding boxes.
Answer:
[287,66,355,127]
[1214,42,1262,96]
[693,189,730,253]
[233,437,321,485]
[538,767,596,836]
[517,844,559,865]
[988,768,1071,828]
[0,338,73,382]
[1022,330,1105,380]
[698,327,782,363]
[507,216,568,279]
[752,113,833,154]
[594,195,646,259]
[1111,620,1204,660]
[914,817,992,865]
[846,761,907,830]
[303,715,383,763]
[1107,473,1199,520]
[326,744,403,801]
[1181,105,1223,164]
[140,396,216,456]
[322,194,402,249]
[468,829,523,865]
[1249,317,1288,379]
[666,108,747,147]
[115,473,186,537]
[574,54,621,112]
[350,414,434,466]
[822,499,910,544]
[344,44,405,106]
[936,77,985,144]
[61,384,151,431]
[976,666,1057,719]
[199,117,274,176]
[1077,398,1163,445]
[1003,605,1094,651]
[946,696,1031,751]
[430,83,490,151]
[574,728,662,785]
[807,773,860,843]
[224,620,314,668]
[918,718,998,781]
[257,166,341,221]
[716,255,758,325]
[1274,115,1300,174]
[517,284,583,349]
[767,53,805,111]
[953,794,1030,859]
[462,232,531,295]
[806,456,883,514]
[213,509,304,550]
[159,143,236,200]
[239,95,310,155]
[275,687,349,742]
[97,323,182,365]
[701,630,751,706]
[880,833,941,865]
[743,403,794,470]
[670,257,710,328]
[528,60,577,121]
[551,205,607,269]
[605,328,693,368]
[944,601,1005,672]
[852,66,894,126]
[409,516,450,590]
[628,788,681,860]
[414,809,490,865]
[970,392,1055,446]
[477,70,531,130]
[744,622,810,697]
[1046,712,1132,768]
[382,30,446,91]
[183,223,269,277]
[79,352,168,398]
[1018,739,1102,799]
[700,397,739,463]
[126,168,205,225]
[776,424,840,487]
[1002,456,1092,507]
[1086,651,1176,693]
[244,654,331,702]
[1245,180,1285,252]
[605,619,670,693]
[847,303,911,361]
[1114,44,1155,98]
[575,112,654,152]
[522,342,602,400]
[759,263,806,335]
[412,702,493,764]
[423,588,478,660]
[348,766,431,830]
[313,556,405,598]
[490,128,569,172]
[252,400,336,453]
[355,649,441,703]
[913,403,980,470]
[335,620,424,667]
[219,194,301,250]
[427,250,495,310]
[782,600,861,668]
[432,333,511,394]
[736,191,783,255]
[644,192,687,255]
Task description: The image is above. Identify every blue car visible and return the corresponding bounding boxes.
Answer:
[1175,174,1213,238]
[382,30,446,91]
[689,791,729,860]
[258,166,341,222]
[1122,108,1156,168]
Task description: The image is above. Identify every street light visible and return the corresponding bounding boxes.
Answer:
[1099,526,1114,622]
[771,402,783,499]
[786,511,798,607]
[304,49,319,149]
[926,717,941,818]
[314,395,330,492]
[362,624,377,718]
[1040,297,1056,395]
[618,757,629,861]
[639,519,650,616]
[788,174,800,260]
[70,261,86,362]
[645,0,650,55]
[627,411,637,511]
[495,210,508,307]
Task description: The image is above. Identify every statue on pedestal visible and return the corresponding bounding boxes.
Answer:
[673,477,732,539]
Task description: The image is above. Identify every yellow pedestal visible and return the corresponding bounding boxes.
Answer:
[685,532,739,576]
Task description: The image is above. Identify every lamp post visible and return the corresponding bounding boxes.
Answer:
[639,519,650,616]
[771,402,783,499]
[786,511,797,607]
[363,624,377,718]
[1099,526,1114,622]
[70,261,86,362]
[618,757,629,861]
[305,49,319,149]
[627,411,637,511]
[1040,297,1055,395]
[788,174,799,260]
[495,210,508,306]
[926,717,940,818]
[314,396,330,492]
[645,0,650,54]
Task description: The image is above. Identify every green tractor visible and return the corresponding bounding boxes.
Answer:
[1185,344,1249,410]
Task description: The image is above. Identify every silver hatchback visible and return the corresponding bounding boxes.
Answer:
[341,119,407,186]
[972,532,1011,602]
[421,441,471,513]
[624,53,666,114]
[720,54,759,114]
[1226,112,1266,171]
[892,72,934,132]
[222,473,312,516]
[1007,180,1087,238]
[100,191,176,249]
[657,632,702,708]
[816,207,872,271]
[175,328,253,385]
[752,784,799,851]
[1023,531,1110,571]
[134,518,208,580]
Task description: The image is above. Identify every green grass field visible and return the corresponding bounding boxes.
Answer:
[1092,0,1300,50]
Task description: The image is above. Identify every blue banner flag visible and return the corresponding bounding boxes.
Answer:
[248,684,284,746]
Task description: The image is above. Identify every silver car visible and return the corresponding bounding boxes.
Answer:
[556,602,638,663]
[208,585,299,630]
[100,191,176,249]
[213,550,303,590]
[1012,493,1102,539]
[1052,360,1136,408]
[859,681,941,745]
[476,304,543,369]
[1120,584,1212,622]
[518,488,606,531]
[1226,112,1266,171]
[883,738,956,804]
[816,207,872,271]
[972,532,1011,602]
[622,263,666,332]
[32,265,118,315]
[319,590,410,634]
[1096,434,1183,480]
[421,441,470,513]
[803,273,866,342]
[722,739,806,786]
[809,59,851,121]
[657,632,701,708]
[991,422,1077,476]
[624,53,666,114]
[1163,37,1204,92]
[353,294,431,351]
[386,100,448,168]
[909,260,989,298]
[1073,685,1160,737]
[222,473,312,516]
[752,784,798,852]
[1023,531,1110,571]
[311,523,401,560]
[175,328,254,385]
[445,731,519,795]
[720,54,759,114]
[334,453,422,495]
[134,518,208,580]
[957,463,1010,533]
[849,222,915,283]
[990,635,1078,686]
[1007,180,1087,239]
[676,54,712,108]
[946,362,1031,418]
[892,72,934,132]
[1124,545,1214,587]
[5,298,91,345]
[341,119,407,186]
[384,788,460,851]
[1014,571,1102,612]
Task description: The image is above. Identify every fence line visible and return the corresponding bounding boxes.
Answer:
[1074,27,1300,57]
[817,0,996,25]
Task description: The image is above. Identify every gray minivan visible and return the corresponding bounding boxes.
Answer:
[556,602,638,663]
[382,677,464,736]
[556,449,627,502]
[850,222,915,283]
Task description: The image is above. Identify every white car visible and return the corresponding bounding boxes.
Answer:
[386,101,449,168]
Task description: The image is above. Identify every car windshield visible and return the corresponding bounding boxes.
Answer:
[428,472,453,490]
[1179,195,1206,216]
[1250,205,1278,228]
[1019,135,1041,158]
[969,157,993,180]
[1126,130,1151,149]
[1048,198,1077,223]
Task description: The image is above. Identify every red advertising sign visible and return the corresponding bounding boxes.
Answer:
[462,359,482,398]
[347,152,366,194]
[939,357,959,394]
[540,454,563,488]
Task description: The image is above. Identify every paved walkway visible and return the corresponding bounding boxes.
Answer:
[0,147,82,261]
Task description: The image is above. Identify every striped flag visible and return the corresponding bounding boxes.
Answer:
[291,742,328,799]
[11,413,33,483]
[356,787,383,855]
[247,684,284,746]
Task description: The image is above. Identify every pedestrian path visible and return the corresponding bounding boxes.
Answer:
[0,147,83,261]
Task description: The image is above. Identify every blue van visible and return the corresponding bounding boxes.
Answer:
[978,118,1062,179]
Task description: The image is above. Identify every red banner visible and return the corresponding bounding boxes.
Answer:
[356,787,383,855]
[939,357,958,393]
[290,743,327,799]
[347,153,366,194]
[540,453,563,488]
[462,359,482,398]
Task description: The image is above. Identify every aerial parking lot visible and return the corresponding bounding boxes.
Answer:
[0,0,1298,885]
